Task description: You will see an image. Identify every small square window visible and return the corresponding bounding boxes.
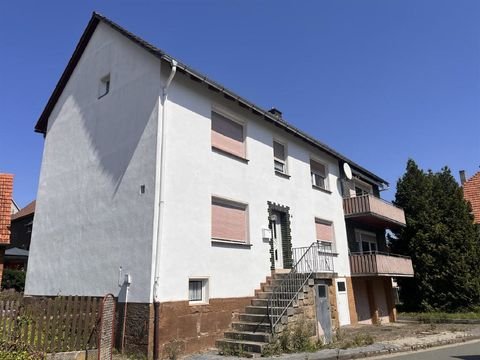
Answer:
[318,285,327,298]
[189,279,208,304]
[337,281,346,292]
[98,74,110,98]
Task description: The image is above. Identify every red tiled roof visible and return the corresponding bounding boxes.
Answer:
[463,171,480,224]
[0,174,13,244]
[11,200,36,221]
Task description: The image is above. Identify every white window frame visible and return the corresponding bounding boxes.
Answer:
[98,74,110,99]
[355,229,378,254]
[314,218,336,253]
[211,104,248,159]
[188,278,209,305]
[310,157,329,190]
[211,196,250,244]
[273,139,288,175]
[353,178,373,197]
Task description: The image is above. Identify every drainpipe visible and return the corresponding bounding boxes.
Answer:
[153,59,177,360]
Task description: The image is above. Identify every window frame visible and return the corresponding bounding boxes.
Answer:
[355,229,378,254]
[273,139,288,175]
[310,157,329,191]
[211,196,249,244]
[314,218,336,253]
[211,105,248,161]
[188,278,209,305]
[353,178,373,197]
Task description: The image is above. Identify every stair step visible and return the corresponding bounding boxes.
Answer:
[216,339,267,354]
[255,291,301,299]
[239,313,269,323]
[251,298,298,307]
[262,283,309,292]
[245,306,268,314]
[232,321,271,333]
[224,331,271,343]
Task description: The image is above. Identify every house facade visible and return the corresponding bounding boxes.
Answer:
[25,13,413,357]
[460,170,480,225]
[0,174,14,284]
[7,200,35,270]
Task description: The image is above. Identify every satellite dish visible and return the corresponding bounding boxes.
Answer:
[343,163,353,180]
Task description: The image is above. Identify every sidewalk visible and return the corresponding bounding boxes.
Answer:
[186,322,480,360]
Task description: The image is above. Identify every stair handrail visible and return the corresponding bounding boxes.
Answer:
[266,241,332,333]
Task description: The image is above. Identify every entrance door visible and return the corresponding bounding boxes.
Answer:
[271,211,284,269]
[335,278,351,326]
[315,283,332,343]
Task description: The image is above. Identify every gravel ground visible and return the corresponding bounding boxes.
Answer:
[336,321,480,343]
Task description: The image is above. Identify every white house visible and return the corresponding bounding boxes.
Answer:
[25,13,413,358]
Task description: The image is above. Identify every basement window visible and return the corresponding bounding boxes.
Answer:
[98,74,110,98]
[189,278,209,304]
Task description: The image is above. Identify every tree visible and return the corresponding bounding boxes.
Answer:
[391,159,480,311]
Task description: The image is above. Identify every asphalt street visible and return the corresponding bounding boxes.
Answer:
[372,340,480,360]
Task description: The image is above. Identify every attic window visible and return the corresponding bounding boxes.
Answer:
[98,74,110,98]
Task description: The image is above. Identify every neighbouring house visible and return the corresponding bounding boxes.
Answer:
[25,13,413,357]
[11,199,20,216]
[0,174,14,284]
[460,170,480,225]
[6,200,35,270]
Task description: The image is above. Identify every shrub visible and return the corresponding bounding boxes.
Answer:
[1,269,26,292]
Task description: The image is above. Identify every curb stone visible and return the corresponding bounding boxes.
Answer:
[186,334,480,360]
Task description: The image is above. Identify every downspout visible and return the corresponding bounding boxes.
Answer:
[153,59,177,360]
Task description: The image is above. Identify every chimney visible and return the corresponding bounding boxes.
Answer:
[268,107,282,118]
[459,170,467,185]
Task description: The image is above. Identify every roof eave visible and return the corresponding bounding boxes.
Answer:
[33,12,389,187]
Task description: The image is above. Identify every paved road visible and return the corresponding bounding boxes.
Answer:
[372,340,480,360]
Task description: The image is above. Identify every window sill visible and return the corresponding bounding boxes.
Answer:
[189,301,209,306]
[317,251,339,257]
[312,185,332,194]
[211,238,252,248]
[275,170,291,179]
[212,146,249,163]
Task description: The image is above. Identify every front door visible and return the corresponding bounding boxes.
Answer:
[315,283,332,343]
[335,278,351,326]
[271,211,284,269]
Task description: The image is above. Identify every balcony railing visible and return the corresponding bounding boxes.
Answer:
[343,194,406,227]
[349,251,414,277]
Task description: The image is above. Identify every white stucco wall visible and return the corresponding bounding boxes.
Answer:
[157,73,351,303]
[25,23,161,303]
[27,23,354,319]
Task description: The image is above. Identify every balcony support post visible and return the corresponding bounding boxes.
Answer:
[383,278,397,322]
[366,279,379,325]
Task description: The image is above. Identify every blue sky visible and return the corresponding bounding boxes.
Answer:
[1,0,479,207]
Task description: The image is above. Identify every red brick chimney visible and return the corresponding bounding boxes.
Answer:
[0,174,13,284]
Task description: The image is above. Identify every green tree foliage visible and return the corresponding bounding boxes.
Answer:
[1,269,25,292]
[391,159,480,311]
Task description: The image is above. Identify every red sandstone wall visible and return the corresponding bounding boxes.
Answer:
[157,297,252,355]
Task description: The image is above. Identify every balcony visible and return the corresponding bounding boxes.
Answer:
[349,252,414,277]
[343,194,406,228]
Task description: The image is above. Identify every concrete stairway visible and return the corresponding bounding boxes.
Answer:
[216,272,310,357]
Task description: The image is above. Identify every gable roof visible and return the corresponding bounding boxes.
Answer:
[11,200,36,221]
[463,171,480,224]
[34,12,389,186]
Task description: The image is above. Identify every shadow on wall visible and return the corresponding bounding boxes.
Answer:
[48,75,158,198]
